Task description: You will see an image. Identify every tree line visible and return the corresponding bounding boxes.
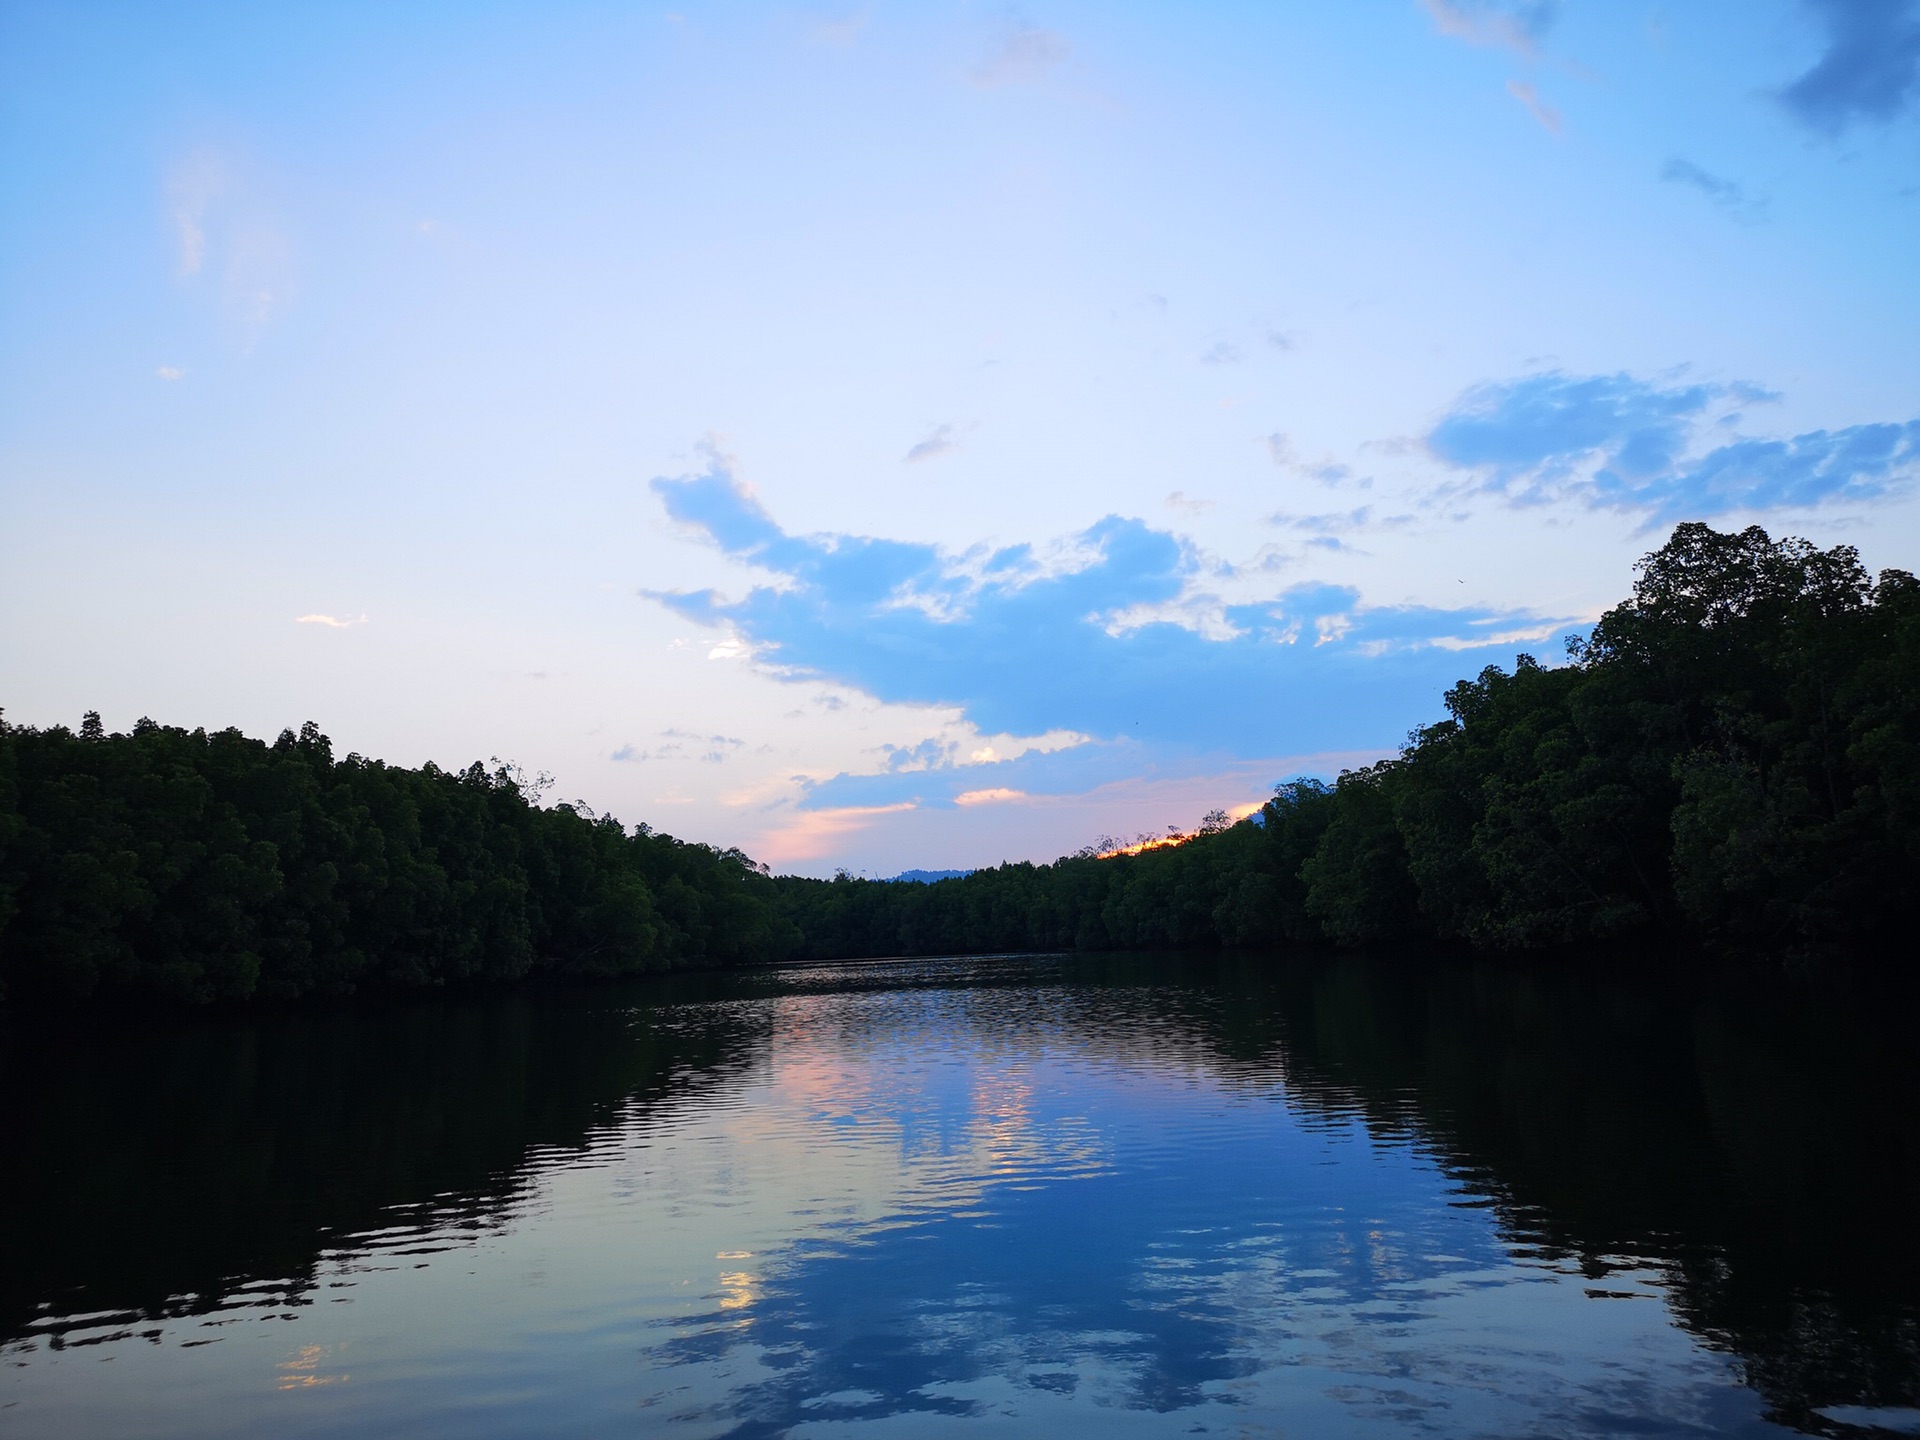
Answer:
[0,720,797,1004]
[3,522,1916,1004]
[788,523,1920,963]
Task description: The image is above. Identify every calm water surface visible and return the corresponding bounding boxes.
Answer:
[4,953,1918,1438]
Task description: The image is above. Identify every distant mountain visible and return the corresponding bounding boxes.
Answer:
[889,869,973,884]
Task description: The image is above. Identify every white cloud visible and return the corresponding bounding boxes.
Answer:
[648,456,1567,757]
[1313,613,1352,646]
[295,613,368,628]
[1428,622,1568,650]
[954,787,1027,806]
[155,365,184,381]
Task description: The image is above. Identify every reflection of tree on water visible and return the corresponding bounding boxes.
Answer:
[0,981,767,1349]
[5,954,1916,1436]
[638,975,1325,1435]
[1225,953,1920,1435]
[651,955,1920,1436]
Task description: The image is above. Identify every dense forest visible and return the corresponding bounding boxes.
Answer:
[0,722,798,1004]
[3,522,1916,1005]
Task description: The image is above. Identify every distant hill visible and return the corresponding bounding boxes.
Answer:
[889,869,973,884]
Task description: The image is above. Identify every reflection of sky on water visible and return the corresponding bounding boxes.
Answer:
[3,963,1801,1438]
[631,980,1784,1439]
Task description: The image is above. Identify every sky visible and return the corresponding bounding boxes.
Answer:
[2,0,1918,876]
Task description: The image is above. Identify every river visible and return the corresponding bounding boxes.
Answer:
[4,952,1916,1437]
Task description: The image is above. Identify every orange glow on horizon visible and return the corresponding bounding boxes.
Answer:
[1094,800,1262,857]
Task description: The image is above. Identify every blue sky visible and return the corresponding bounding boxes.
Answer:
[3,0,1918,874]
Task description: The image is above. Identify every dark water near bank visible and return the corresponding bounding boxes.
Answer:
[4,953,1919,1438]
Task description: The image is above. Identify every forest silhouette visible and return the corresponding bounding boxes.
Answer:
[4,522,1916,1006]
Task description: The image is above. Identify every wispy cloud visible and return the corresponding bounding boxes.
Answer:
[167,153,222,277]
[1660,158,1768,224]
[1506,80,1562,133]
[155,365,184,381]
[753,802,918,866]
[972,20,1070,87]
[612,729,746,764]
[1270,506,1368,532]
[905,423,960,463]
[1420,0,1560,56]
[164,150,296,342]
[883,736,957,772]
[796,737,1387,822]
[1265,432,1354,485]
[1779,0,1920,137]
[809,7,869,46]
[876,726,1084,777]
[295,613,367,628]
[1200,341,1242,365]
[1427,369,1920,519]
[226,224,295,340]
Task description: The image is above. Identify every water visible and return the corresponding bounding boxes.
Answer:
[4,952,1917,1438]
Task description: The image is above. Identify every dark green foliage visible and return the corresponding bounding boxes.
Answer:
[3,523,1914,1004]
[0,718,797,1004]
[765,523,1920,966]
[1302,764,1426,945]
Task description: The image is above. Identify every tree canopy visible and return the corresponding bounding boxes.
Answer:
[0,720,797,1004]
[4,523,1915,1006]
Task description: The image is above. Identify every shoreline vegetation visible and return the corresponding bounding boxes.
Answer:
[3,522,1916,1007]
